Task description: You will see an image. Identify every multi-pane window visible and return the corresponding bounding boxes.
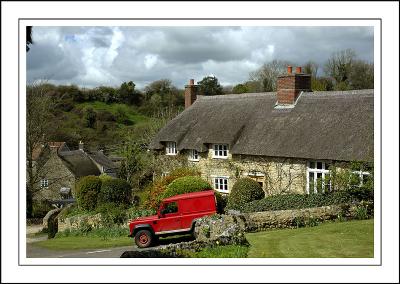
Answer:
[351,170,372,187]
[213,144,228,158]
[188,149,199,161]
[214,177,229,192]
[165,142,177,155]
[307,161,331,194]
[40,179,49,188]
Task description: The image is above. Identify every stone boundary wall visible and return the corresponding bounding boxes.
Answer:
[243,204,345,232]
[58,213,105,232]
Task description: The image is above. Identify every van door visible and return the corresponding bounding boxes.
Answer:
[157,201,182,233]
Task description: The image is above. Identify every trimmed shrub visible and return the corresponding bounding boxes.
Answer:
[76,176,102,211]
[145,167,201,209]
[98,178,132,206]
[241,190,353,213]
[161,176,212,199]
[226,178,265,210]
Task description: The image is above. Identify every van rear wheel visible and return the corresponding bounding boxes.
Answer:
[135,230,153,248]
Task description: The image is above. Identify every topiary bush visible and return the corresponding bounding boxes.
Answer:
[75,176,102,211]
[145,167,201,209]
[161,176,212,199]
[98,178,132,206]
[241,190,353,213]
[226,178,265,211]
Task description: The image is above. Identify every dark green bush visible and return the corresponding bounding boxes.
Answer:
[76,176,102,211]
[98,178,132,206]
[241,190,353,213]
[226,178,265,210]
[96,203,128,226]
[214,191,228,214]
[31,199,53,218]
[161,176,212,199]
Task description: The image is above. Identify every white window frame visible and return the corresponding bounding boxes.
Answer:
[212,176,229,193]
[40,178,49,188]
[351,170,372,187]
[306,161,331,194]
[212,144,228,159]
[188,149,199,161]
[165,142,177,155]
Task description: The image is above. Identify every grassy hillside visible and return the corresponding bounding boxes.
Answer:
[50,101,151,152]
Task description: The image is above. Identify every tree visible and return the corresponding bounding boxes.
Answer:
[249,59,293,92]
[118,81,142,105]
[197,76,223,96]
[232,83,249,94]
[303,61,319,78]
[26,82,53,217]
[324,49,356,86]
[348,60,374,90]
[26,26,33,52]
[84,107,96,128]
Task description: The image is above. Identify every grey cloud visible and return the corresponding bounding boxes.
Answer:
[27,26,374,88]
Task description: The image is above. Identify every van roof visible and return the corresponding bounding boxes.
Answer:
[162,190,215,202]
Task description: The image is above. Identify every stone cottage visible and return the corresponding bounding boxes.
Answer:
[32,141,117,201]
[149,67,374,195]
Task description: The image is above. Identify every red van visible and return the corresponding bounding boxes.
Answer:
[129,190,217,248]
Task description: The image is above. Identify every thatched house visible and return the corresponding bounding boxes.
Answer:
[149,67,374,195]
[32,141,117,201]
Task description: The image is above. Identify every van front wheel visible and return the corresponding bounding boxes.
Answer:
[135,230,153,248]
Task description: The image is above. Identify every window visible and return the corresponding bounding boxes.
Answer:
[188,149,199,161]
[165,142,177,155]
[40,179,49,188]
[351,170,372,187]
[307,161,331,194]
[213,144,228,159]
[214,177,229,192]
[161,202,178,215]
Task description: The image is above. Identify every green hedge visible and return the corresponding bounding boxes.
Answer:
[241,190,353,213]
[76,176,102,211]
[161,176,212,199]
[98,178,132,206]
[227,178,265,210]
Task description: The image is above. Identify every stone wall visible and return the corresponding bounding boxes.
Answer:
[58,213,104,232]
[189,152,307,195]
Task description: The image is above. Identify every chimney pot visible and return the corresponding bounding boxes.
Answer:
[287,66,293,74]
[276,66,310,105]
[189,79,195,85]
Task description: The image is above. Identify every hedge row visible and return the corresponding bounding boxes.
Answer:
[241,190,353,213]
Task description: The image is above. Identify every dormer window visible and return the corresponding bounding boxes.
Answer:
[165,142,177,155]
[212,144,228,159]
[188,149,199,161]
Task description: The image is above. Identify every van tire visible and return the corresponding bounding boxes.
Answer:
[135,230,153,248]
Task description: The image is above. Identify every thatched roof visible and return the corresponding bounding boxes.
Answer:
[59,150,101,178]
[149,90,374,162]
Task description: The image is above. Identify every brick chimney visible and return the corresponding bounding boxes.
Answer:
[277,66,311,105]
[185,79,199,109]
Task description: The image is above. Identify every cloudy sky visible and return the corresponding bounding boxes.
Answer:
[27,26,374,89]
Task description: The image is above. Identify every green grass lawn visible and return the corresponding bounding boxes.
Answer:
[190,245,249,258]
[246,219,374,258]
[34,236,133,250]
